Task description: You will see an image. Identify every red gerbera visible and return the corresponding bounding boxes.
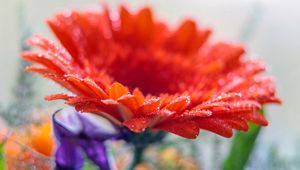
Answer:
[22,5,280,139]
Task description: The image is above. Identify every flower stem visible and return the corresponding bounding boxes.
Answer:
[222,109,265,170]
[127,145,145,170]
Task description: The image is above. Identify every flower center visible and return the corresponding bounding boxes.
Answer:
[97,47,194,96]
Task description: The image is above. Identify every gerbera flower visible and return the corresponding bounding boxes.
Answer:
[22,5,280,139]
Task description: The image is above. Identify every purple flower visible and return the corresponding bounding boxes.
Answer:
[53,108,121,170]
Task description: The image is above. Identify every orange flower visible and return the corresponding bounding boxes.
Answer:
[4,120,54,169]
[22,5,280,139]
[28,122,54,156]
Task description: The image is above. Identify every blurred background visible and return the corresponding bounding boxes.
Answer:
[0,0,299,169]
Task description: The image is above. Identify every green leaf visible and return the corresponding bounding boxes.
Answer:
[222,110,265,170]
[82,159,97,170]
[0,143,4,169]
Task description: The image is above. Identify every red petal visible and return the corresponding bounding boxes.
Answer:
[123,117,151,132]
[156,121,199,139]
[25,66,52,75]
[132,88,145,104]
[183,109,212,118]
[47,16,80,65]
[137,98,161,115]
[167,20,197,52]
[66,75,100,98]
[108,82,129,100]
[82,78,108,99]
[229,100,261,113]
[165,96,191,113]
[197,118,234,138]
[135,7,154,43]
[45,94,73,101]
[73,101,123,126]
[118,94,142,113]
[119,6,134,37]
[243,112,268,126]
[22,52,64,74]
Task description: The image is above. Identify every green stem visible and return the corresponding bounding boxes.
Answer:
[0,143,4,169]
[222,109,265,170]
[127,145,145,170]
